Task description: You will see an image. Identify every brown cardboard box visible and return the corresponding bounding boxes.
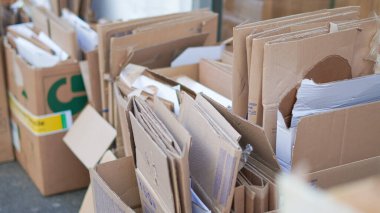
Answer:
[5,42,87,116]
[10,112,89,195]
[277,97,380,173]
[90,156,141,213]
[0,37,13,163]
[4,24,89,195]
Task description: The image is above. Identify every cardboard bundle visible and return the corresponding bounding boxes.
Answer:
[96,10,218,124]
[129,97,192,212]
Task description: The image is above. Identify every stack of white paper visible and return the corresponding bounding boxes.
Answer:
[9,23,69,67]
[276,74,380,172]
[171,45,225,67]
[291,74,380,127]
[176,76,232,108]
[14,37,60,68]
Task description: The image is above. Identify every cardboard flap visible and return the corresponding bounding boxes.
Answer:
[63,105,116,168]
[79,150,117,213]
[95,157,138,201]
[292,101,380,173]
[49,16,79,60]
[114,82,136,158]
[199,59,232,99]
[152,64,200,81]
[91,156,140,210]
[84,49,101,111]
[31,7,49,34]
[202,94,280,172]
[31,6,79,60]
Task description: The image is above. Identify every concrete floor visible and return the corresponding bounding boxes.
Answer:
[0,161,86,213]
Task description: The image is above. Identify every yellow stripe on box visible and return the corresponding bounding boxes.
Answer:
[9,93,73,136]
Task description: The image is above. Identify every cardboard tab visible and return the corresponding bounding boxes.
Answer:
[64,105,116,168]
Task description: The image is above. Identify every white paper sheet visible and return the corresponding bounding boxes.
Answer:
[132,75,180,115]
[176,76,232,108]
[291,74,380,127]
[14,37,60,68]
[62,9,98,52]
[171,45,225,67]
[92,0,192,21]
[8,23,35,38]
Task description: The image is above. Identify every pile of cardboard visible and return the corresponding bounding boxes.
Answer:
[229,5,380,212]
[0,2,380,213]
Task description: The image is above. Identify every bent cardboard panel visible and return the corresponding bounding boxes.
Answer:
[90,157,140,213]
[293,101,380,173]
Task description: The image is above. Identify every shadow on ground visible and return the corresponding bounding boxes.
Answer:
[0,162,86,213]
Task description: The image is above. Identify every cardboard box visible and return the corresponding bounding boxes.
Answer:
[90,156,141,213]
[4,26,89,195]
[10,111,89,195]
[4,42,87,116]
[0,37,13,163]
[276,74,380,173]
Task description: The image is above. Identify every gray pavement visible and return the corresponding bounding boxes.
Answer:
[0,161,86,213]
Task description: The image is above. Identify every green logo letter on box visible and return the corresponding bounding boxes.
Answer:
[48,74,87,115]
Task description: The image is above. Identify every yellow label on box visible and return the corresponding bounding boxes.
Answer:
[9,93,72,136]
